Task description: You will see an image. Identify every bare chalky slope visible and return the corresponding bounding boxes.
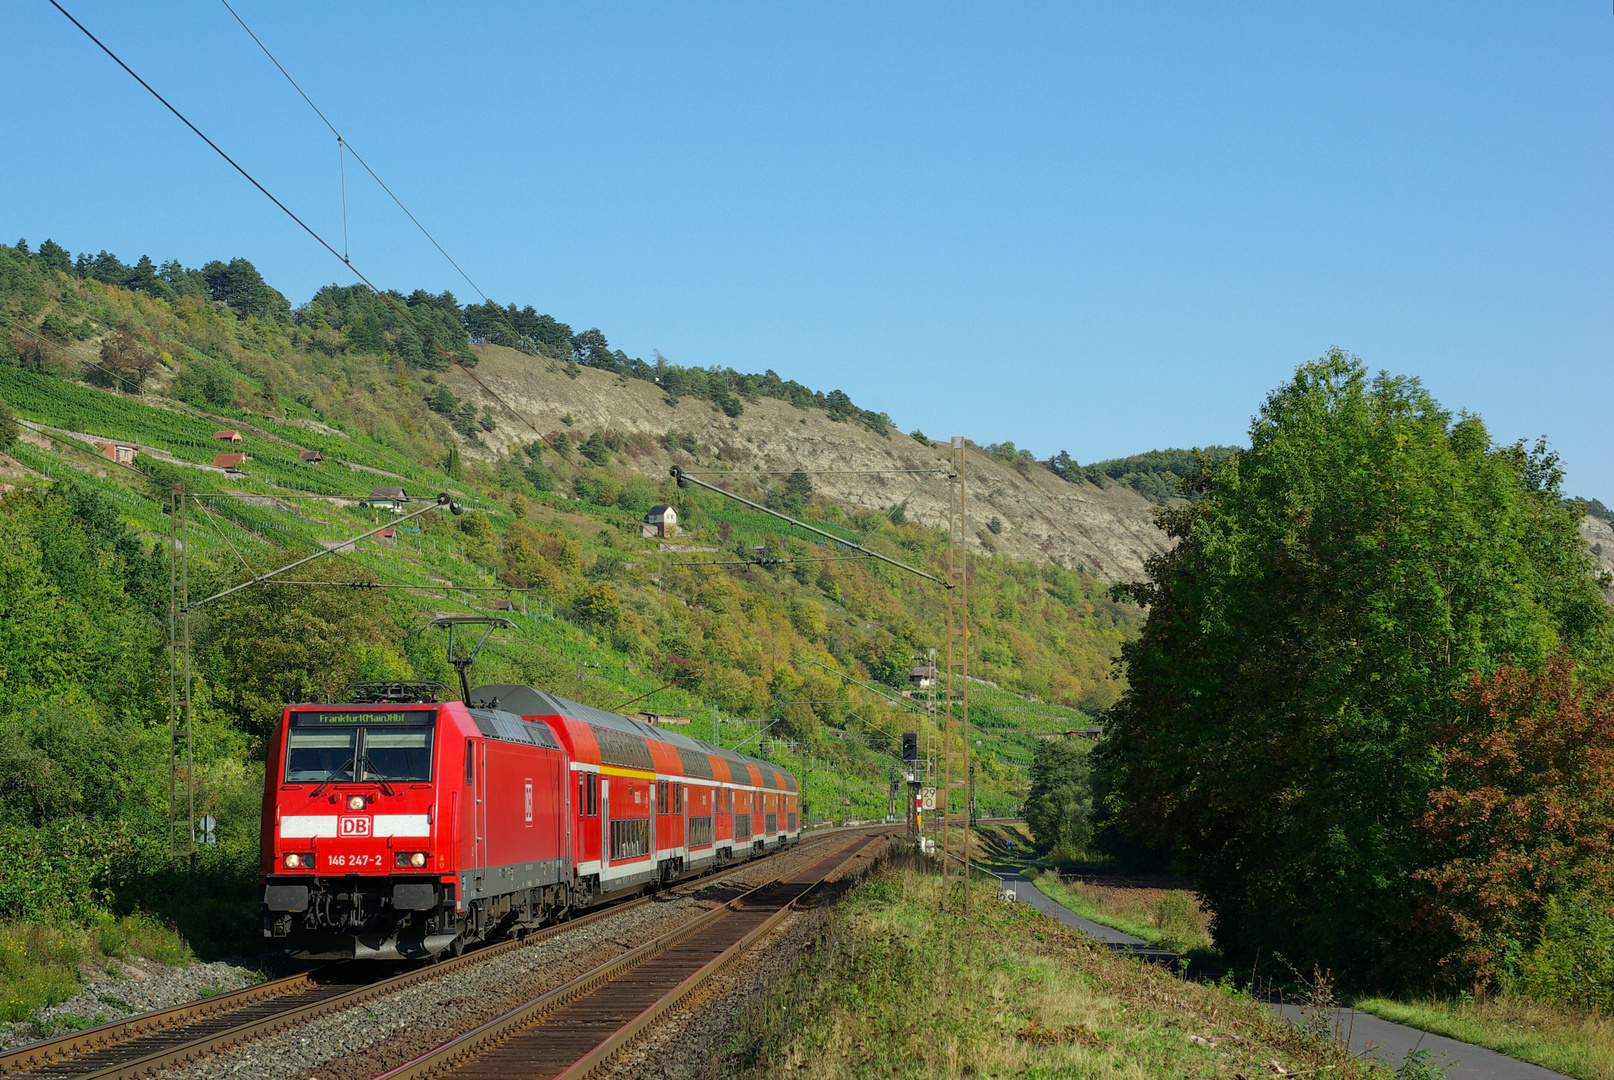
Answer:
[452,344,1172,582]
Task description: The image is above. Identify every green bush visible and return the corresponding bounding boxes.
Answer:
[1518,893,1614,1010]
[0,820,143,922]
[1149,890,1205,953]
[0,926,81,1022]
[574,472,621,509]
[615,475,659,517]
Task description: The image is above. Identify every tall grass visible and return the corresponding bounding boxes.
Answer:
[1355,893,1614,1080]
[0,914,189,1024]
[1031,870,1215,955]
[1355,995,1614,1080]
[717,857,1370,1080]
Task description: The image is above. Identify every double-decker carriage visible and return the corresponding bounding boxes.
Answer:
[471,685,801,906]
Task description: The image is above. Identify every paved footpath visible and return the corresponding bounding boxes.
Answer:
[990,869,1570,1080]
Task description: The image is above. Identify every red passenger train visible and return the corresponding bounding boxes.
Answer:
[259,683,799,960]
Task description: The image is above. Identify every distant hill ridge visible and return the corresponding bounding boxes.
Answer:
[6,238,1606,588]
[3,238,1178,579]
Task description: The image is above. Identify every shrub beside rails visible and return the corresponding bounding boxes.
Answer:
[259,683,799,960]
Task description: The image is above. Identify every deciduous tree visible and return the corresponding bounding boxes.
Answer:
[1103,350,1612,984]
[1416,655,1614,986]
[1025,737,1092,855]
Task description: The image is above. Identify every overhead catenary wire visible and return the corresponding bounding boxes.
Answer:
[670,465,948,587]
[338,135,349,262]
[668,555,877,568]
[806,657,930,716]
[48,1,538,434]
[216,0,488,302]
[179,490,527,603]
[679,468,948,477]
[186,494,457,611]
[188,493,263,577]
[258,581,529,593]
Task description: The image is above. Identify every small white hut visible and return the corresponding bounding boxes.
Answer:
[644,504,679,538]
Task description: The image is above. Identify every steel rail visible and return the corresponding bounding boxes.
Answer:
[374,830,890,1080]
[5,910,614,1080]
[0,831,854,1080]
[551,834,891,1080]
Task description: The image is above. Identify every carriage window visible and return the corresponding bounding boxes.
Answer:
[285,729,356,783]
[657,780,668,815]
[587,772,598,816]
[362,730,433,782]
[578,772,586,815]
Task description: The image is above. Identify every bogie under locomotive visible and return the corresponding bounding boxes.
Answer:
[260,684,799,960]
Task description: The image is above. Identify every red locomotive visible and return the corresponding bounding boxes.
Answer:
[259,623,799,960]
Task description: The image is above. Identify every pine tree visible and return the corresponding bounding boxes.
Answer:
[580,430,609,466]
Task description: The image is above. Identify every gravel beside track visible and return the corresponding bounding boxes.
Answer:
[155,835,856,1080]
[0,960,263,1052]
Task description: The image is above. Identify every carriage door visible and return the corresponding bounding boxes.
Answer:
[600,777,610,866]
[474,741,487,887]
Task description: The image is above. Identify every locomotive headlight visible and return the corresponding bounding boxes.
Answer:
[394,852,428,868]
[346,795,367,811]
[284,853,312,869]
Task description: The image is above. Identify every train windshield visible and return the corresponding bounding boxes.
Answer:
[285,730,356,783]
[362,731,433,782]
[285,710,436,784]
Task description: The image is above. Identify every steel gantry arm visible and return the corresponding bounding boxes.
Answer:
[668,465,950,587]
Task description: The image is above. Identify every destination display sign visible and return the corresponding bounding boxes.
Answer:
[290,710,434,727]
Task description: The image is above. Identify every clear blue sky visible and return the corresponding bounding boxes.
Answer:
[5,2,1610,497]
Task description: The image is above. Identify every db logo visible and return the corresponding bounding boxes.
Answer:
[339,816,371,837]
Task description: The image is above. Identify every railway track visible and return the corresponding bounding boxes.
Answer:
[0,828,867,1080]
[376,829,891,1080]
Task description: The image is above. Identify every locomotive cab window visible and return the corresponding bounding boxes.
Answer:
[285,730,356,783]
[363,731,432,782]
[285,710,435,785]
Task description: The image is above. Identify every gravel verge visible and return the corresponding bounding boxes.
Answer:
[150,836,856,1080]
[0,957,264,1052]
